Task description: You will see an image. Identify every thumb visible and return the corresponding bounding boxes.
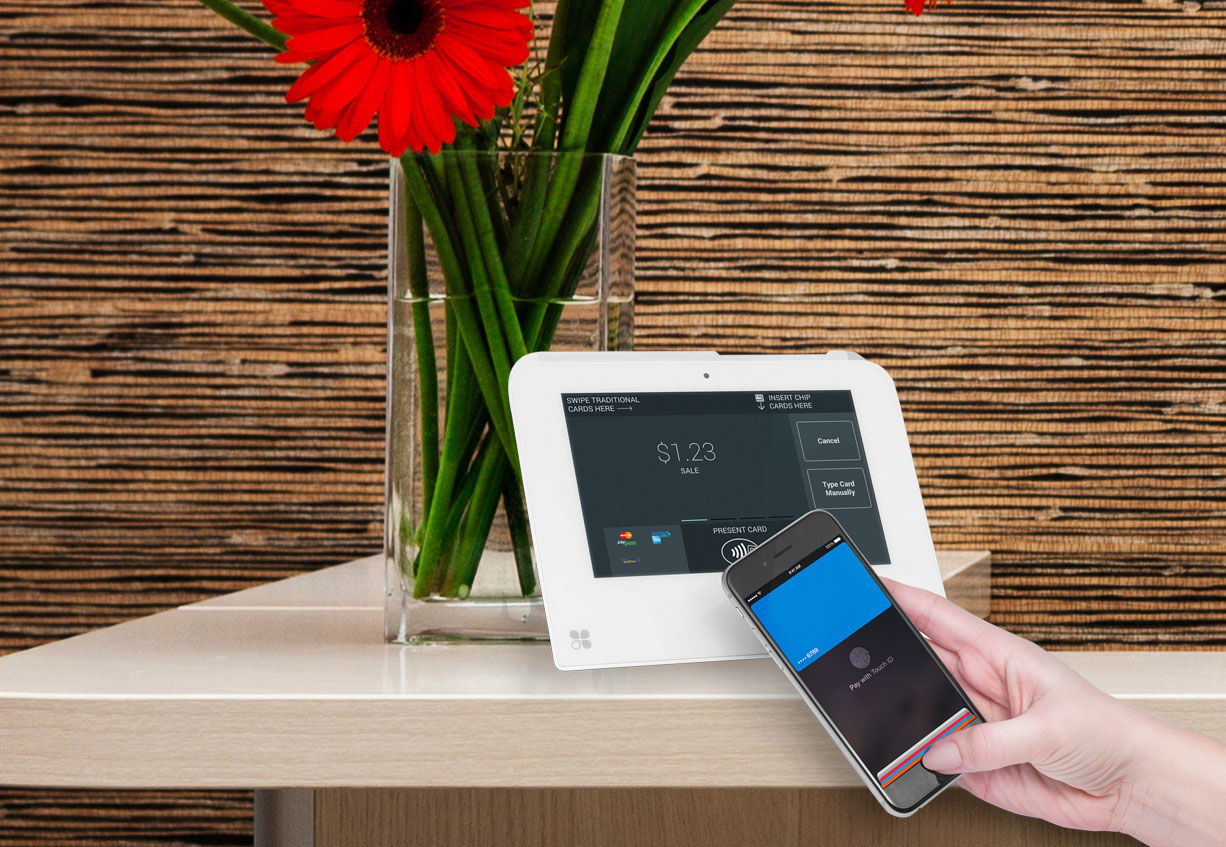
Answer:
[923,717,1041,774]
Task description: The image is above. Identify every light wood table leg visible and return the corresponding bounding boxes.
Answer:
[313,788,1135,846]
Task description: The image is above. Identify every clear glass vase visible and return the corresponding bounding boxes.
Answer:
[385,152,635,643]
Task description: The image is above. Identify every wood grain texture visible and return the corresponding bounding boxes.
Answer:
[0,789,251,847]
[315,788,1135,847]
[2,0,1225,843]
[1,645,1222,789]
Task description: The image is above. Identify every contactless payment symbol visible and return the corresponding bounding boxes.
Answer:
[650,531,671,545]
[720,537,758,565]
[570,629,592,650]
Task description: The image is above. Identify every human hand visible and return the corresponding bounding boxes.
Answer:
[882,578,1174,838]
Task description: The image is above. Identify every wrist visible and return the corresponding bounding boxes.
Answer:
[1114,714,1179,846]
[1114,712,1226,847]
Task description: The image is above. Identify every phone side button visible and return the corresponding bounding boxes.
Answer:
[735,607,744,618]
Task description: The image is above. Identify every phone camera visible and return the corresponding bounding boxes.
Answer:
[703,372,710,379]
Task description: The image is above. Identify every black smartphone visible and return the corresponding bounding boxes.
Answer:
[722,509,981,816]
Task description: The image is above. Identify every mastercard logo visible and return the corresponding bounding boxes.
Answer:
[619,531,633,539]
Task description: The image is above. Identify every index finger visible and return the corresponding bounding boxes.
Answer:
[880,576,1001,654]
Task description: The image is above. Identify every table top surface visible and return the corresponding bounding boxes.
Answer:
[0,552,1222,790]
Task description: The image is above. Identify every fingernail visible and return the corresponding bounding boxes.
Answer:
[923,741,962,772]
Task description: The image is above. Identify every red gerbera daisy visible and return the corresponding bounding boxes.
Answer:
[264,0,532,156]
[905,0,949,14]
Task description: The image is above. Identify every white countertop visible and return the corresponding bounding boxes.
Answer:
[0,552,1220,790]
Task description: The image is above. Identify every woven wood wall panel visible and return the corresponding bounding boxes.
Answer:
[2,0,1224,843]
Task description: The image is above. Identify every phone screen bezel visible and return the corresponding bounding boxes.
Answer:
[723,509,979,815]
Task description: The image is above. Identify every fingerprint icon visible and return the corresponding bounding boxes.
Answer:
[721,537,759,565]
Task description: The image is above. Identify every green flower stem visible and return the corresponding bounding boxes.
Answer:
[531,227,601,355]
[435,410,492,574]
[521,171,581,300]
[537,296,576,355]
[454,142,528,360]
[195,0,287,51]
[414,337,488,597]
[522,157,605,300]
[559,0,627,152]
[522,185,601,347]
[415,429,489,596]
[443,300,456,404]
[400,155,519,472]
[441,155,513,384]
[504,154,552,294]
[443,294,516,472]
[436,154,527,526]
[605,0,708,153]
[400,194,438,530]
[412,156,604,596]
[413,168,603,597]
[442,442,510,598]
[501,475,536,595]
[412,338,479,596]
[431,446,485,593]
[531,0,569,152]
[472,147,510,251]
[506,0,570,290]
[523,0,626,296]
[418,155,461,241]
[440,531,468,596]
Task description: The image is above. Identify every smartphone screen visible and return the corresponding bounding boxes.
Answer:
[736,527,980,811]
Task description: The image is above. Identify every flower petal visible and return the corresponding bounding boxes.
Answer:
[448,0,528,8]
[445,6,531,33]
[402,62,428,154]
[337,57,391,141]
[306,48,377,129]
[267,0,361,35]
[277,21,363,62]
[423,50,476,127]
[276,0,360,17]
[433,33,509,96]
[434,48,498,119]
[415,59,455,153]
[285,36,369,102]
[275,0,534,152]
[448,22,530,66]
[379,61,413,157]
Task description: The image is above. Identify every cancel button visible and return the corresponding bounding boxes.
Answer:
[796,420,860,462]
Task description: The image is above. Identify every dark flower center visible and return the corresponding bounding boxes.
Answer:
[385,0,423,35]
[362,0,444,61]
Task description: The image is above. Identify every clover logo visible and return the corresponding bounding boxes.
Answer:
[569,629,592,650]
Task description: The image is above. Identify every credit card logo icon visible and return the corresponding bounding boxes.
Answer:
[651,531,672,545]
[619,531,633,539]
